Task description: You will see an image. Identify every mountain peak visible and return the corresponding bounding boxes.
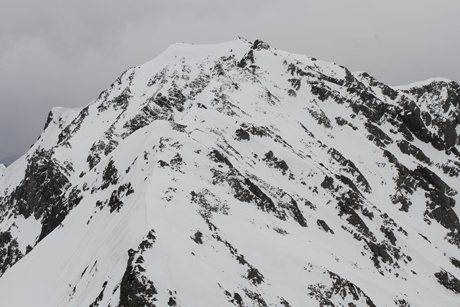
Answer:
[0,40,459,306]
[395,76,455,89]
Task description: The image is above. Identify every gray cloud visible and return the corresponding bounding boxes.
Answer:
[1,0,459,162]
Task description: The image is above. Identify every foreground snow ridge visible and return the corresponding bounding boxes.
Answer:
[0,38,460,306]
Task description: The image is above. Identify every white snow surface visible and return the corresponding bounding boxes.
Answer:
[0,38,459,306]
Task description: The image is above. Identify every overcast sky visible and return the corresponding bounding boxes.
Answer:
[1,0,459,164]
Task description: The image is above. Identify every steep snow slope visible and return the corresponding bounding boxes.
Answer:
[0,38,459,306]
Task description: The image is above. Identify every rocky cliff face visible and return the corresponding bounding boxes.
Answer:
[0,38,459,306]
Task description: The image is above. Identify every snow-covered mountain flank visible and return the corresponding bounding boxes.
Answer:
[0,38,460,306]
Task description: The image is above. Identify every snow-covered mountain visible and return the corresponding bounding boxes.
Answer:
[0,38,459,306]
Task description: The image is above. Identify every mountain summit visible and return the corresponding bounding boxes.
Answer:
[0,39,459,306]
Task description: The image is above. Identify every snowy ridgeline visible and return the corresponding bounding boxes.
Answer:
[0,38,459,306]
